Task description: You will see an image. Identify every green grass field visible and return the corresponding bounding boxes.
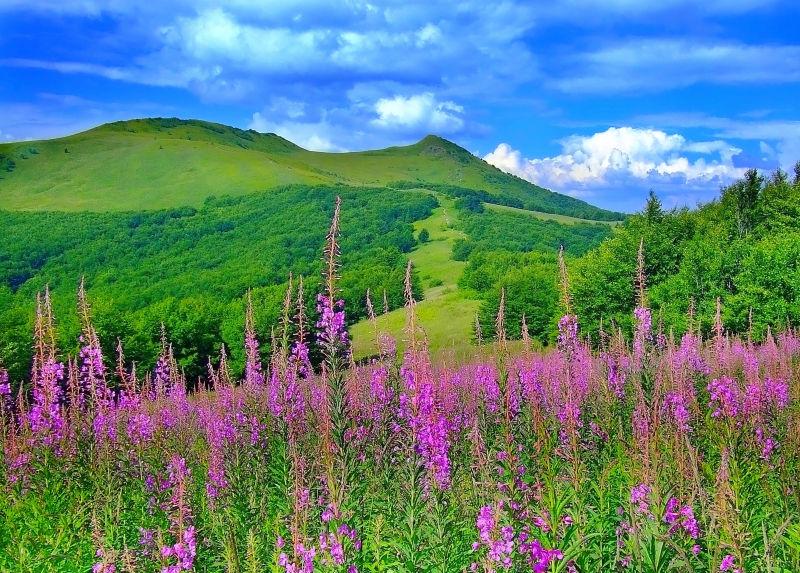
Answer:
[351,195,480,360]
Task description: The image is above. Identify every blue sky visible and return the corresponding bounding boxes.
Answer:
[1,1,799,211]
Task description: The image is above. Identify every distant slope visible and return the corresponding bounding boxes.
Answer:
[0,118,625,220]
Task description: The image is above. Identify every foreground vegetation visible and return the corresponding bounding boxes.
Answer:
[1,200,799,572]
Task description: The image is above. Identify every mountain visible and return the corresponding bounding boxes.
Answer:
[0,117,623,380]
[0,118,624,220]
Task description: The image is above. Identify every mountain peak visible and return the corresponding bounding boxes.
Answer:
[417,134,450,145]
[410,134,474,164]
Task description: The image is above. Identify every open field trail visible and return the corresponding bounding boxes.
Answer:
[350,195,480,360]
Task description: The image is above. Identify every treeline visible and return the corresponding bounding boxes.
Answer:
[465,164,800,345]
[0,185,436,381]
[392,181,526,209]
[391,178,627,222]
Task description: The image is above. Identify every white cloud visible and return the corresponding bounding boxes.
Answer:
[248,112,342,151]
[484,127,746,210]
[552,39,800,93]
[0,58,132,81]
[371,93,464,132]
[538,0,777,20]
[1,2,539,102]
[159,8,331,75]
[632,112,800,170]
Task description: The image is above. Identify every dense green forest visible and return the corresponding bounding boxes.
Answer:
[462,164,800,346]
[0,185,435,381]
[0,180,618,382]
[573,165,800,339]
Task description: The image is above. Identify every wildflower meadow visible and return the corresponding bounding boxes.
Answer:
[1,198,799,573]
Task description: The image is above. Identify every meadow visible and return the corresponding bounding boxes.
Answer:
[1,199,798,573]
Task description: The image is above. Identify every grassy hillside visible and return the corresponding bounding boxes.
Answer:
[0,118,625,220]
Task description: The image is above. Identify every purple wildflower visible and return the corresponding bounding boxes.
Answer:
[630,483,651,515]
[28,358,66,447]
[664,498,699,539]
[316,294,350,357]
[708,376,741,420]
[719,554,738,572]
[663,392,691,433]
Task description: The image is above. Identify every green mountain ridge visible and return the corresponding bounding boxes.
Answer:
[0,117,625,221]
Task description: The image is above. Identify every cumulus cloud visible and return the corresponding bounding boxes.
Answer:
[484,127,746,210]
[371,93,464,132]
[632,113,800,171]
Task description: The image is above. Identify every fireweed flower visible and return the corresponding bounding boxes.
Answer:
[755,427,778,459]
[664,498,700,539]
[557,314,579,356]
[472,505,514,569]
[28,358,66,447]
[92,548,116,573]
[78,335,108,405]
[365,365,392,422]
[476,505,495,544]
[708,376,741,420]
[630,483,651,515]
[557,401,582,447]
[0,367,10,410]
[204,415,230,502]
[158,456,196,573]
[159,526,197,573]
[519,538,563,573]
[290,340,312,379]
[719,554,740,572]
[675,332,710,375]
[604,353,629,398]
[476,364,500,414]
[402,363,452,490]
[126,410,155,446]
[316,294,350,356]
[663,392,691,433]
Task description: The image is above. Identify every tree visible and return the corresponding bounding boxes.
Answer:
[418,228,430,243]
[724,168,763,237]
[479,264,558,344]
[644,190,663,224]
